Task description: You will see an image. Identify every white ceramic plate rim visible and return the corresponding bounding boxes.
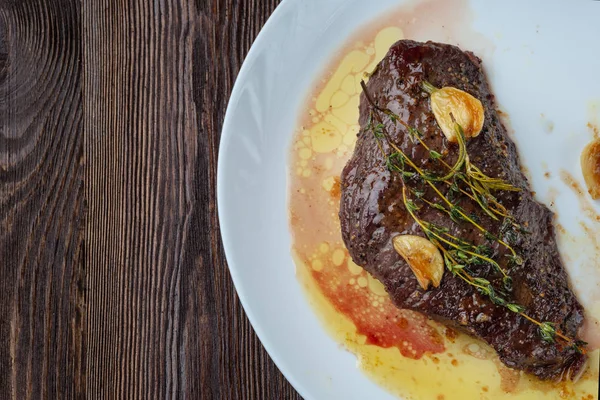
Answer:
[218,1,313,398]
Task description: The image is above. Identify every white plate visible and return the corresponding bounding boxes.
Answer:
[217,1,600,398]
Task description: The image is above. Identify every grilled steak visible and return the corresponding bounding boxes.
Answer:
[339,40,587,381]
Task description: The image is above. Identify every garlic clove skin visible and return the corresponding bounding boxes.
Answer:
[392,235,444,290]
[430,86,485,143]
[581,139,600,200]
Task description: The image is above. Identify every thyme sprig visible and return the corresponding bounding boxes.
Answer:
[360,80,586,354]
[365,80,526,233]
[399,166,585,354]
[361,80,522,260]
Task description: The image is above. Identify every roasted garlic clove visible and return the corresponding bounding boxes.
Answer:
[427,85,484,143]
[581,139,600,199]
[392,235,444,290]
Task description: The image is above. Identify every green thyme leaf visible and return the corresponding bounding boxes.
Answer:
[444,256,455,272]
[408,127,423,139]
[506,303,525,313]
[473,277,491,286]
[429,150,442,160]
[484,231,497,241]
[539,322,557,343]
[373,123,385,138]
[489,291,507,306]
[413,189,426,198]
[475,245,493,257]
[405,200,420,213]
[431,203,448,213]
[469,213,481,223]
[506,254,524,266]
[477,285,491,296]
[571,340,588,355]
[452,264,465,272]
[500,218,513,234]
[450,206,466,224]
[427,223,449,234]
[386,152,405,173]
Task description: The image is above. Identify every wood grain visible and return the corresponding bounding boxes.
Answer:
[0,0,300,398]
[0,0,85,398]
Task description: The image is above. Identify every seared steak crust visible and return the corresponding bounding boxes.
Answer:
[340,40,586,381]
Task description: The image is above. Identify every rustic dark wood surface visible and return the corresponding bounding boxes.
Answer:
[0,0,301,398]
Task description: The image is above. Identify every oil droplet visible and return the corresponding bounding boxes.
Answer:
[357,277,368,288]
[322,176,335,192]
[312,259,324,272]
[324,113,348,135]
[315,50,370,113]
[347,259,364,275]
[332,95,360,125]
[368,273,388,296]
[363,27,405,74]
[299,147,312,160]
[319,242,330,254]
[331,91,350,108]
[468,343,480,353]
[332,249,345,266]
[341,75,356,95]
[310,121,343,153]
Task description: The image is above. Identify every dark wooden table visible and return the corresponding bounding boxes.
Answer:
[0,0,301,398]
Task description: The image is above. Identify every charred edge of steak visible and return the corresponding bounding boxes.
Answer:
[339,40,587,381]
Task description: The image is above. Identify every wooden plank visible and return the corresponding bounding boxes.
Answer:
[194,3,300,398]
[82,0,204,397]
[0,0,86,398]
[1,0,299,398]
